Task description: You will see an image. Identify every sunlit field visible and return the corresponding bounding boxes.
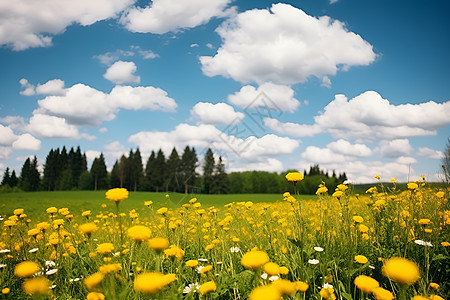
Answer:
[0,175,449,299]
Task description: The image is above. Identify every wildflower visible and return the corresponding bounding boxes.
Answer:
[84,272,105,291]
[332,191,343,198]
[355,255,368,264]
[390,177,396,183]
[13,208,24,215]
[407,182,418,190]
[249,285,281,300]
[412,297,430,300]
[82,211,91,217]
[2,288,10,294]
[127,225,152,242]
[337,184,348,191]
[164,245,184,260]
[354,275,379,293]
[295,281,309,292]
[436,191,444,198]
[429,282,439,289]
[14,261,40,277]
[96,243,114,254]
[430,295,445,300]
[199,281,216,295]
[316,186,328,195]
[441,241,450,247]
[45,269,58,275]
[272,279,297,295]
[279,266,289,275]
[230,246,240,253]
[22,277,51,295]
[285,172,304,182]
[79,223,98,235]
[372,287,394,300]
[144,201,153,207]
[183,283,200,294]
[241,250,269,270]
[314,246,324,252]
[382,257,420,285]
[353,216,364,223]
[28,248,39,253]
[320,287,336,299]
[156,207,168,215]
[87,292,105,300]
[36,222,51,231]
[199,265,212,274]
[263,262,280,276]
[46,207,57,214]
[105,188,128,202]
[148,237,169,251]
[418,219,431,225]
[359,224,369,233]
[374,174,380,180]
[308,259,319,265]
[185,260,198,267]
[414,240,433,247]
[134,272,171,294]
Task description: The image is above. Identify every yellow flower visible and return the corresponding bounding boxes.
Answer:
[359,224,369,233]
[2,288,10,294]
[320,287,336,299]
[249,285,281,300]
[148,237,169,251]
[13,208,24,215]
[442,241,450,247]
[87,292,105,300]
[127,225,152,242]
[279,266,289,275]
[263,262,280,276]
[96,243,114,254]
[382,257,420,285]
[295,281,309,292]
[134,272,167,294]
[285,172,304,182]
[200,265,213,274]
[241,250,269,270]
[374,174,380,180]
[353,216,364,223]
[36,222,50,231]
[164,245,184,260]
[390,177,396,183]
[332,190,343,198]
[53,219,64,227]
[429,282,439,289]
[198,281,216,295]
[46,207,57,214]
[79,223,98,235]
[430,295,445,300]
[316,186,328,195]
[355,255,368,264]
[185,260,199,267]
[354,275,379,293]
[157,207,168,215]
[436,191,444,198]
[407,182,418,190]
[22,277,51,295]
[372,287,394,300]
[105,188,128,202]
[144,201,153,206]
[28,228,40,236]
[82,210,91,217]
[84,272,105,291]
[412,297,430,300]
[14,261,40,278]
[272,279,297,296]
[418,219,431,225]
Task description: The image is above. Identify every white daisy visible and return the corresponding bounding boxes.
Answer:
[308,259,319,265]
[314,246,324,252]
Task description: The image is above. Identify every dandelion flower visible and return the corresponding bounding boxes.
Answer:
[355,255,368,264]
[127,225,152,242]
[285,172,304,182]
[263,262,280,276]
[354,275,379,293]
[316,186,328,195]
[22,277,51,295]
[14,261,40,278]
[241,250,269,270]
[84,272,105,291]
[249,285,281,300]
[148,237,169,251]
[272,279,297,296]
[295,281,309,292]
[279,266,289,275]
[134,272,169,294]
[353,216,364,223]
[436,191,444,198]
[105,188,128,202]
[87,292,105,300]
[372,287,394,300]
[382,257,420,285]
[185,260,198,267]
[418,219,431,225]
[96,243,114,254]
[407,182,418,190]
[198,281,216,295]
[1,288,10,294]
[156,207,168,215]
[429,282,439,289]
[164,245,184,260]
[46,207,57,214]
[79,223,98,235]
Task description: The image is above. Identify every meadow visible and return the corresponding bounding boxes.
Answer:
[0,175,449,300]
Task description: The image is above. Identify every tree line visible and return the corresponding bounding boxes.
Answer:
[1,146,347,195]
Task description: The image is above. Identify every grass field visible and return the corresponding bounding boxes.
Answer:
[0,191,316,219]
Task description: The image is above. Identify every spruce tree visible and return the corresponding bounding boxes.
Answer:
[153,149,166,192]
[203,148,215,194]
[165,148,180,192]
[1,167,11,186]
[144,151,156,191]
[9,170,18,187]
[91,153,108,191]
[211,156,229,194]
[180,146,198,194]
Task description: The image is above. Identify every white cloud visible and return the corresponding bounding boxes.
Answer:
[330,0,339,4]
[19,78,36,96]
[35,83,177,127]
[229,158,284,173]
[264,118,321,137]
[26,114,94,140]
[301,146,347,164]
[94,46,158,65]
[376,139,413,158]
[103,60,140,84]
[268,91,450,142]
[99,127,108,133]
[103,141,130,169]
[326,139,372,157]
[228,83,300,112]
[0,125,17,146]
[200,3,376,85]
[191,102,244,125]
[0,147,12,160]
[0,116,26,131]
[129,123,299,170]
[35,79,66,96]
[12,134,41,151]
[0,0,134,50]
[190,43,199,48]
[417,147,444,160]
[121,0,234,34]
[85,150,102,168]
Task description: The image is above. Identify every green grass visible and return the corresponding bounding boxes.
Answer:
[0,191,316,220]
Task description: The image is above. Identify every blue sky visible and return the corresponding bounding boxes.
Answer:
[0,0,449,184]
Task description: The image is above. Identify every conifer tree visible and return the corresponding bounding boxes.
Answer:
[1,168,11,186]
[203,148,215,194]
[211,156,228,194]
[91,153,108,191]
[165,148,180,192]
[153,149,166,192]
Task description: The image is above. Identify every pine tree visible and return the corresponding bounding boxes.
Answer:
[1,168,11,186]
[144,151,156,191]
[43,149,61,191]
[20,156,40,191]
[110,160,121,188]
[153,149,166,192]
[211,156,228,194]
[130,148,143,191]
[29,156,40,191]
[91,153,108,191]
[203,148,215,194]
[9,170,18,187]
[165,148,180,192]
[180,146,198,194]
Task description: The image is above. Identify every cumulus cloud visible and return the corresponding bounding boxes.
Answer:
[12,133,41,151]
[0,147,12,160]
[128,123,298,170]
[103,60,140,84]
[34,83,177,127]
[417,147,444,159]
[376,139,413,158]
[121,0,234,34]
[263,118,321,137]
[19,78,36,96]
[0,0,133,50]
[0,125,18,146]
[200,3,376,85]
[229,158,284,173]
[94,46,159,66]
[267,91,450,141]
[228,83,300,112]
[191,102,244,125]
[26,114,94,139]
[35,79,66,96]
[326,139,372,157]
[0,116,26,131]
